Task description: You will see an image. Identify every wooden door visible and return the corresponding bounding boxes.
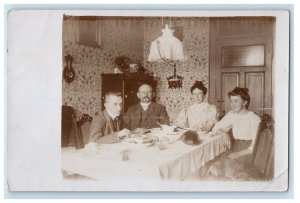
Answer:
[209,18,274,118]
[215,36,272,116]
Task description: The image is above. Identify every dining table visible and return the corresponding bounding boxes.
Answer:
[61,128,228,182]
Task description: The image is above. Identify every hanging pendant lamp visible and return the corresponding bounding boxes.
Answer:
[148,22,185,89]
[148,24,184,62]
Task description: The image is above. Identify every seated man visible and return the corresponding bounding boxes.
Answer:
[124,83,170,131]
[88,92,131,144]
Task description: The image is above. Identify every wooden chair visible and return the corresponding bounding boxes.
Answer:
[61,105,93,149]
[76,114,93,146]
[250,114,274,180]
[202,114,274,181]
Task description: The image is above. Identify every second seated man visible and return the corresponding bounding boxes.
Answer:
[124,83,170,132]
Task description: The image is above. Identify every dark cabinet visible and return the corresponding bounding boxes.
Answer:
[101,73,155,114]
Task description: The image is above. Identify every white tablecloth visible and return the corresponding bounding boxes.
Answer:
[61,130,227,181]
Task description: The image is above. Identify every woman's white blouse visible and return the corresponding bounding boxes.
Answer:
[176,102,218,130]
[212,111,261,143]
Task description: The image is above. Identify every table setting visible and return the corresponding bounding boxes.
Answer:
[61,126,227,181]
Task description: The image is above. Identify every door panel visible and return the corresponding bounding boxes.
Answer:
[245,72,265,115]
[221,73,240,115]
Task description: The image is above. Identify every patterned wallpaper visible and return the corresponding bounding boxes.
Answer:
[62,16,144,117]
[62,16,209,122]
[144,17,209,122]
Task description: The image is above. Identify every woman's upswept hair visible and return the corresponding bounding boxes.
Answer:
[190,81,207,95]
[228,87,250,109]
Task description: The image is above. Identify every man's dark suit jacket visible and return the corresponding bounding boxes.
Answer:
[123,102,170,130]
[89,110,122,144]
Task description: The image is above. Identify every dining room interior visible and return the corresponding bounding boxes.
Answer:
[61,15,276,183]
[62,15,274,122]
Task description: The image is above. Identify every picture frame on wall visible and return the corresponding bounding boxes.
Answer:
[75,16,101,47]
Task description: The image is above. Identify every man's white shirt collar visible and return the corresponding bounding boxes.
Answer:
[140,102,151,111]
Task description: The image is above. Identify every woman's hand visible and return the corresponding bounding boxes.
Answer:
[224,133,232,150]
[216,129,231,150]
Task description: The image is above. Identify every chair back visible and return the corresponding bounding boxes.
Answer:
[76,114,93,146]
[61,106,92,149]
[251,114,274,179]
[61,105,74,147]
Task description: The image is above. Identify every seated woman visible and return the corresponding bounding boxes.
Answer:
[203,87,261,180]
[175,81,218,133]
[212,87,261,162]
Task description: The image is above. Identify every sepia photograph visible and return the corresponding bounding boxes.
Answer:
[7,9,290,192]
[61,13,283,187]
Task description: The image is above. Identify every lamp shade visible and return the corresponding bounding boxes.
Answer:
[148,24,184,61]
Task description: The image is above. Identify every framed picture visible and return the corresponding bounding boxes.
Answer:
[75,16,101,47]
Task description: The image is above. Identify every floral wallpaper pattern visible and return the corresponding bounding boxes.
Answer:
[62,16,209,122]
